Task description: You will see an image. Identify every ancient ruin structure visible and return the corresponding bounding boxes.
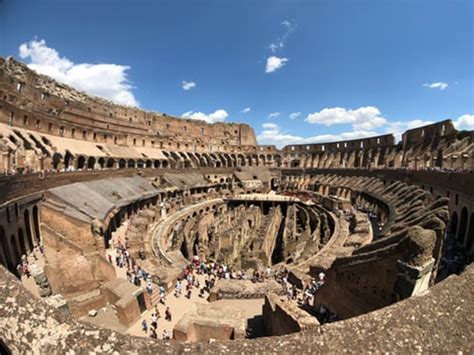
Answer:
[0,56,473,353]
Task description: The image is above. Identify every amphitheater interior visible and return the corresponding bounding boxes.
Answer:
[0,56,473,353]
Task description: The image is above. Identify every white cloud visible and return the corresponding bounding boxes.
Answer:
[269,42,284,53]
[241,107,251,113]
[181,109,228,124]
[19,39,138,106]
[268,112,280,118]
[289,112,301,120]
[306,106,387,130]
[423,82,448,90]
[269,20,295,53]
[262,122,278,129]
[182,80,196,91]
[454,114,474,130]
[265,56,288,73]
[257,122,377,147]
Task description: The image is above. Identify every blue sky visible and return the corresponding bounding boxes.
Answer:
[1,0,472,146]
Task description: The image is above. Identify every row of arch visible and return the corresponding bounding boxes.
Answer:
[50,151,284,171]
[285,148,396,169]
[0,205,41,276]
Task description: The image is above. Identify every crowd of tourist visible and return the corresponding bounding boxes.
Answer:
[109,232,341,340]
[16,243,44,278]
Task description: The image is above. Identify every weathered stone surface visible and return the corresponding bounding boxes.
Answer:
[0,264,473,353]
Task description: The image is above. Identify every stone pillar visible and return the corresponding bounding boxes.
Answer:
[393,258,435,300]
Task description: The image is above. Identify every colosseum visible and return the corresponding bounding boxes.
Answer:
[0,55,472,353]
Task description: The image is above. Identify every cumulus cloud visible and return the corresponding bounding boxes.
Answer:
[265,56,288,73]
[181,109,228,124]
[268,112,280,118]
[454,114,474,130]
[289,112,301,120]
[257,122,377,147]
[182,80,196,91]
[306,106,387,130]
[423,82,448,90]
[19,39,138,106]
[241,107,251,113]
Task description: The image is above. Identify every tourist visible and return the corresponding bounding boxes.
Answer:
[162,329,171,340]
[146,281,153,296]
[150,313,158,329]
[149,328,157,339]
[165,307,172,321]
[317,272,326,288]
[159,285,166,304]
[142,319,148,333]
[175,280,181,297]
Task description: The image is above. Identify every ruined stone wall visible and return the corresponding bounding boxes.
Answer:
[280,121,473,170]
[263,293,319,336]
[0,57,256,149]
[41,204,116,298]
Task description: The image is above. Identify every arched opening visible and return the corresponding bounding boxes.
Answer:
[64,151,74,169]
[274,155,282,167]
[271,178,279,190]
[52,153,62,170]
[24,209,34,251]
[127,159,136,168]
[32,205,41,244]
[76,155,86,170]
[192,237,199,256]
[238,154,245,166]
[458,207,469,244]
[107,158,115,168]
[9,234,20,271]
[162,160,168,169]
[0,226,15,272]
[180,239,189,259]
[98,157,105,169]
[119,159,126,169]
[87,156,96,170]
[137,159,145,168]
[17,228,26,258]
[154,160,160,169]
[145,159,152,168]
[290,160,300,168]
